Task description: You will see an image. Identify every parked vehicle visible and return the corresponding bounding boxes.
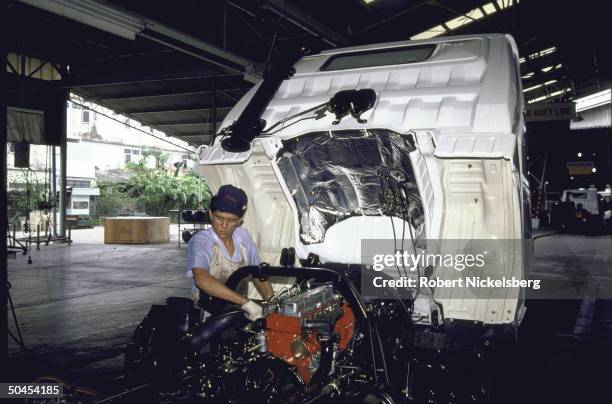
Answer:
[551,188,604,233]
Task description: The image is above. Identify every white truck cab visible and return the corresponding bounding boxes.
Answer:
[196,33,531,333]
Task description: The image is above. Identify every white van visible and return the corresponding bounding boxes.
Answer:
[196,33,531,333]
[561,188,600,216]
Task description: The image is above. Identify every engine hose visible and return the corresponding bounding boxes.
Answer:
[171,310,245,355]
[302,306,343,334]
[368,321,378,381]
[309,335,334,387]
[373,321,391,387]
[302,309,341,389]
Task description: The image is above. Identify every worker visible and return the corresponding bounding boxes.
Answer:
[575,203,588,221]
[186,184,274,321]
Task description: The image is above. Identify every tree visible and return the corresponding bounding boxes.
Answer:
[122,149,211,216]
[95,181,140,217]
[7,170,48,227]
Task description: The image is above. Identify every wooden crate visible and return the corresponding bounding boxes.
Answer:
[104,217,169,244]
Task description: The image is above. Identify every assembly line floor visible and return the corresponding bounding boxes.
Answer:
[7,226,192,394]
[5,229,612,402]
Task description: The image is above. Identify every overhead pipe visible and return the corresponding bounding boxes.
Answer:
[18,0,261,83]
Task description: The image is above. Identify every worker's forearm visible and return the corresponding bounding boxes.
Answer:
[253,278,274,301]
[193,269,248,306]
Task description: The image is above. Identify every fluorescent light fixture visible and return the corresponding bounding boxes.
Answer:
[523,80,558,93]
[528,47,556,59]
[527,87,571,104]
[575,88,611,112]
[541,63,562,73]
[410,0,518,40]
[19,0,145,40]
[519,46,557,64]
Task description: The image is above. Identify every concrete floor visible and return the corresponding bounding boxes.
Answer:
[5,230,612,402]
[7,227,192,392]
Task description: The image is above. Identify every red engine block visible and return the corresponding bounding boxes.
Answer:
[265,303,355,384]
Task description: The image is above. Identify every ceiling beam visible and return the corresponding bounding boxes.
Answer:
[156,122,222,129]
[99,88,242,102]
[68,70,244,89]
[170,131,217,138]
[130,107,222,116]
[107,105,233,115]
[261,0,350,47]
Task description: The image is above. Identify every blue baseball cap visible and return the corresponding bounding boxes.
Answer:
[210,184,248,217]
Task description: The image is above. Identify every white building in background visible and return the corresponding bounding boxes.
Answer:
[7,99,194,219]
[67,99,192,171]
[64,99,193,216]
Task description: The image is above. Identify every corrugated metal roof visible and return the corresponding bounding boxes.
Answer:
[72,77,246,146]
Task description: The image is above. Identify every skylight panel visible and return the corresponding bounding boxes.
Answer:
[482,3,497,14]
[409,1,519,40]
[445,9,484,30]
[496,0,516,9]
[410,25,446,40]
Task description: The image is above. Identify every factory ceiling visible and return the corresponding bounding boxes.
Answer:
[5,0,610,146]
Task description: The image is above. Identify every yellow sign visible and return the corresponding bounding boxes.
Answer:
[567,161,594,175]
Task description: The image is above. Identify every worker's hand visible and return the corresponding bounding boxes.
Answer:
[241,300,263,321]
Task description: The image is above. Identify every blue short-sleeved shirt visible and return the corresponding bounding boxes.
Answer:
[186,227,261,278]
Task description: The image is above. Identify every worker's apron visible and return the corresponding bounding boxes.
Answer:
[192,243,248,308]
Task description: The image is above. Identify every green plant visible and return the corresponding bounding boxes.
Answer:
[7,170,48,219]
[98,149,211,217]
[95,181,141,217]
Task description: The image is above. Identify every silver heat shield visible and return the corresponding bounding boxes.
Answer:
[276,129,424,245]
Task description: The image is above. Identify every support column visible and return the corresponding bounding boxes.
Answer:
[51,146,57,237]
[223,0,228,50]
[210,79,217,144]
[59,95,67,238]
[1,2,10,376]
